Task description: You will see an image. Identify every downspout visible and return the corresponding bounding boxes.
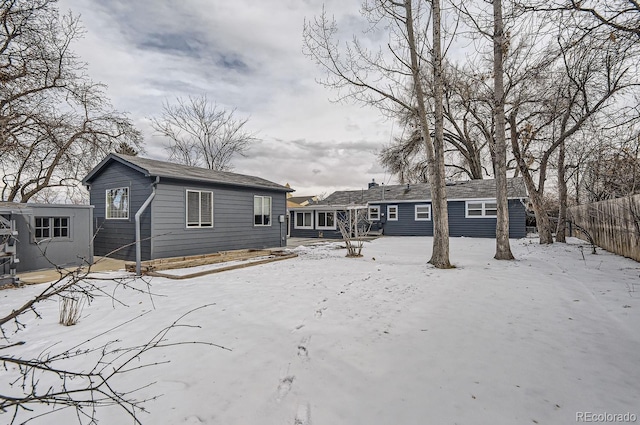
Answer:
[135,177,159,276]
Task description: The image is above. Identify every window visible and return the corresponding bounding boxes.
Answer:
[295,211,313,229]
[106,187,129,219]
[415,204,431,221]
[316,211,336,230]
[34,217,69,240]
[466,201,498,218]
[254,196,272,226]
[53,217,69,237]
[186,190,213,227]
[368,205,380,221]
[35,217,50,239]
[387,205,398,221]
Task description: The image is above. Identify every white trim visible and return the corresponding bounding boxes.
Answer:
[33,216,72,241]
[465,200,498,218]
[294,211,313,229]
[105,187,129,220]
[253,195,272,227]
[414,204,431,221]
[315,210,337,230]
[368,205,380,221]
[387,205,398,221]
[186,189,214,228]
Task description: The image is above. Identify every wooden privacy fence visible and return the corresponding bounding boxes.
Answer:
[568,195,640,262]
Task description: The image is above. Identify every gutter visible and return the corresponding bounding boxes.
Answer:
[135,177,159,276]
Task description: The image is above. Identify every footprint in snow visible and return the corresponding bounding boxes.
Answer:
[297,336,311,360]
[276,376,295,402]
[294,403,311,425]
[291,324,305,333]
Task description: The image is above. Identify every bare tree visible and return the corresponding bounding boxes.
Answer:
[379,62,493,183]
[492,0,515,259]
[581,130,640,202]
[509,19,638,244]
[115,141,139,156]
[0,0,142,203]
[523,0,640,39]
[304,0,452,268]
[445,0,518,257]
[1,263,228,424]
[336,208,372,257]
[150,95,257,172]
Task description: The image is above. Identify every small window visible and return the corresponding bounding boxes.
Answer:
[186,190,213,227]
[316,211,336,230]
[415,204,431,221]
[295,211,313,229]
[254,196,272,226]
[53,217,69,237]
[34,217,70,240]
[106,187,129,219]
[368,205,380,221]
[35,217,50,239]
[387,205,398,221]
[466,201,498,218]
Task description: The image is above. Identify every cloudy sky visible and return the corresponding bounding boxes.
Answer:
[57,0,400,196]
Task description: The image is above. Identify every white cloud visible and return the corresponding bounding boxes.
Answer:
[58,0,400,195]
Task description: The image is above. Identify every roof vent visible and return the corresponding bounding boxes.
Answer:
[368,179,379,189]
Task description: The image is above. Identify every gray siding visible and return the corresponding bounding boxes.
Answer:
[446,199,526,238]
[10,205,93,272]
[89,161,153,260]
[378,203,433,236]
[288,211,343,239]
[508,199,527,238]
[151,180,286,259]
[294,199,527,239]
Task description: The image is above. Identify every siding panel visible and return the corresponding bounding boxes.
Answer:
[378,203,433,236]
[151,181,286,259]
[89,161,152,260]
[9,205,93,272]
[292,199,526,239]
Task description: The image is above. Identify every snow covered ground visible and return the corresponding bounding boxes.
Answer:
[2,236,639,425]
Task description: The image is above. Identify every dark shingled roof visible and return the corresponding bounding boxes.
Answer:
[317,178,527,206]
[83,153,292,192]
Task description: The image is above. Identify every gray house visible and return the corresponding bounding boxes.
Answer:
[1,202,93,282]
[289,178,528,239]
[82,154,292,264]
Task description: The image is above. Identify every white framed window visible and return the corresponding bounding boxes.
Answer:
[295,211,313,229]
[52,217,70,238]
[34,217,50,239]
[316,211,336,230]
[466,200,498,218]
[387,205,398,221]
[415,204,431,221]
[368,205,380,221]
[186,190,213,227]
[34,217,70,240]
[106,187,129,219]
[254,196,272,226]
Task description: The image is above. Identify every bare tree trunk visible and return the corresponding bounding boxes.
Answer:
[492,0,514,260]
[404,0,452,268]
[556,139,567,242]
[509,113,554,244]
[430,0,452,267]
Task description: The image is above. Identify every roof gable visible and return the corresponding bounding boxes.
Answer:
[83,154,292,192]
